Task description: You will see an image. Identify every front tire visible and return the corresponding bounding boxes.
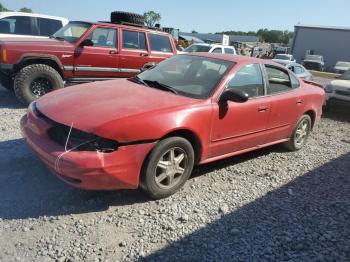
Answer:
[141,137,195,199]
[14,64,63,105]
[284,115,312,151]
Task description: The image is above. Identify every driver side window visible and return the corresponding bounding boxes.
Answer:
[86,27,117,48]
[227,64,265,98]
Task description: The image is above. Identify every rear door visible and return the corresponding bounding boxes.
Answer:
[73,26,119,79]
[263,65,303,142]
[117,29,150,78]
[146,33,175,65]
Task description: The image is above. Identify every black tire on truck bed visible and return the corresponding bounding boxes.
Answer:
[0,72,14,91]
[110,11,145,25]
[14,64,64,106]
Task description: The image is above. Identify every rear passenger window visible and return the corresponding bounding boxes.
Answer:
[38,18,62,36]
[265,66,293,94]
[212,48,222,54]
[149,34,172,53]
[87,27,117,48]
[224,48,234,54]
[0,16,32,35]
[122,30,146,50]
[227,64,264,98]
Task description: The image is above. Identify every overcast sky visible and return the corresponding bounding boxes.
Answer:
[3,0,350,33]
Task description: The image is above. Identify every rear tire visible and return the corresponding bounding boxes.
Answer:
[110,11,145,25]
[283,115,312,151]
[0,72,14,91]
[14,64,63,105]
[141,137,194,199]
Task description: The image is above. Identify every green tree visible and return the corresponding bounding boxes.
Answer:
[191,30,198,34]
[0,3,11,11]
[143,11,161,27]
[19,7,32,13]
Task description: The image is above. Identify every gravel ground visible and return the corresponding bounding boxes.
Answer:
[0,78,349,262]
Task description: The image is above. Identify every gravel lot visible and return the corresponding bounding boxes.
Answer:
[0,78,349,262]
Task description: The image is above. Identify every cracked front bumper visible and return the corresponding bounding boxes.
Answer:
[20,109,155,190]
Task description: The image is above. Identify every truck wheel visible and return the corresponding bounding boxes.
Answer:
[0,72,14,91]
[110,11,145,25]
[141,137,195,199]
[14,64,63,105]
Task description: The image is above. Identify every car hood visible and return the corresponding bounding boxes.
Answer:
[0,37,74,48]
[334,66,350,71]
[303,59,324,64]
[330,79,350,89]
[36,79,199,134]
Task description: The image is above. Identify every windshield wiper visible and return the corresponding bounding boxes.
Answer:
[128,75,149,86]
[143,80,178,94]
[49,35,65,41]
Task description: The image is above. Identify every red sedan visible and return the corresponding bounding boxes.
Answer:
[20,54,325,198]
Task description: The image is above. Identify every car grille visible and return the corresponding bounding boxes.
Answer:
[303,62,321,70]
[335,90,350,97]
[35,109,96,148]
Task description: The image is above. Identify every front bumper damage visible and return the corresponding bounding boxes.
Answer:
[20,104,155,190]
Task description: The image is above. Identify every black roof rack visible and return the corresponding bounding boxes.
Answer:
[98,21,161,31]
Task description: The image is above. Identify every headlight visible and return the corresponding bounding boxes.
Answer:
[48,125,118,153]
[324,85,333,93]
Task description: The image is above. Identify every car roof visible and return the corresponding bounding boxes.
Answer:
[191,43,234,48]
[0,11,68,22]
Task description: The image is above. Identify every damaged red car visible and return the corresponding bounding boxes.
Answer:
[21,54,325,199]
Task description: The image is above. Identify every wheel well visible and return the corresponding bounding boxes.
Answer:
[14,58,63,77]
[304,110,316,128]
[162,130,202,165]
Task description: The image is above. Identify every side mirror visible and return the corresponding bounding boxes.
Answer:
[141,62,157,72]
[80,39,94,47]
[219,89,249,103]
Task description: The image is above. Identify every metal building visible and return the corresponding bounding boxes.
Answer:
[291,24,350,70]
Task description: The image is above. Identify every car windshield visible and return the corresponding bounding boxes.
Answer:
[52,22,91,43]
[184,44,211,53]
[339,70,350,80]
[275,54,290,60]
[305,55,322,61]
[136,55,234,99]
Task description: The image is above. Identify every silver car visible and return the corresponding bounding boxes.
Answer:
[273,60,313,80]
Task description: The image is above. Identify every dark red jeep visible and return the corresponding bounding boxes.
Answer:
[0,13,177,105]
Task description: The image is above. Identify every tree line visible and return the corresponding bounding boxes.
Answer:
[0,2,32,13]
[216,29,294,44]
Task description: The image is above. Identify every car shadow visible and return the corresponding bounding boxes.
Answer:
[0,138,149,220]
[322,104,350,123]
[0,137,288,220]
[0,86,25,109]
[142,152,350,261]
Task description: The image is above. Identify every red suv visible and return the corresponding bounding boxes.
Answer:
[0,14,177,105]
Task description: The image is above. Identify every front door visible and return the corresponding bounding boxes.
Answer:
[73,26,119,79]
[210,63,270,158]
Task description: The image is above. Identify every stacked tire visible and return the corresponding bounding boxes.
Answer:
[110,11,144,25]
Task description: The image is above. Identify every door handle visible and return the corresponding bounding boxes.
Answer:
[140,53,149,57]
[258,106,269,112]
[296,99,303,104]
[109,50,118,55]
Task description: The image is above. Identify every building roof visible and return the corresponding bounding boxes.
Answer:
[295,24,350,32]
[179,34,204,43]
[180,32,259,43]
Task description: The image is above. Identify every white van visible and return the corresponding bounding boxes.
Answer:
[180,43,237,55]
[0,12,68,38]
